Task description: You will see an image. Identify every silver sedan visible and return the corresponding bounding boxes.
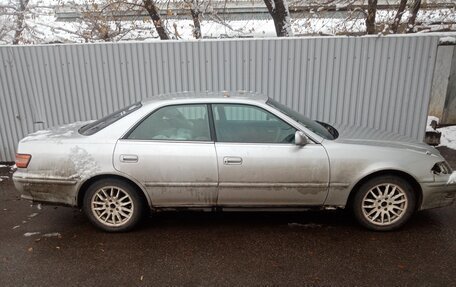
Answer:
[13,91,456,232]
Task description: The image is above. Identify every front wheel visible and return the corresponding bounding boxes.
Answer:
[352,175,416,231]
[83,179,145,232]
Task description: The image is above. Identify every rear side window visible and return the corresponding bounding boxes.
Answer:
[127,104,211,141]
[79,102,142,135]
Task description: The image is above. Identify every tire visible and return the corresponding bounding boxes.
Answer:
[83,179,145,232]
[352,175,416,231]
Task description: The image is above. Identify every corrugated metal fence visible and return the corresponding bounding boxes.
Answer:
[0,35,440,161]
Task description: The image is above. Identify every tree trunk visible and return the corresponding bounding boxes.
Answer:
[365,0,378,34]
[190,8,202,39]
[391,0,407,33]
[13,0,29,45]
[263,0,292,37]
[143,0,169,40]
[407,0,421,33]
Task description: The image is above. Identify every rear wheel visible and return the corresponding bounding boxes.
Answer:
[83,179,145,232]
[352,175,416,231]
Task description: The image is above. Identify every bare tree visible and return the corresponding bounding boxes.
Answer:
[365,0,377,34]
[0,0,32,44]
[143,0,169,39]
[0,0,55,44]
[407,0,421,33]
[12,0,29,44]
[184,0,204,39]
[263,0,292,37]
[0,7,13,43]
[391,0,407,33]
[2,0,454,43]
[74,0,145,42]
[63,0,170,41]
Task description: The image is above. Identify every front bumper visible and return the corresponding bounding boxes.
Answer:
[13,171,79,207]
[420,180,456,210]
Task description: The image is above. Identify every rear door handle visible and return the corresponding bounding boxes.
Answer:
[120,154,138,163]
[223,156,242,165]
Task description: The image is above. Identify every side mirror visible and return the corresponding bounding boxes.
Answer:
[295,131,308,146]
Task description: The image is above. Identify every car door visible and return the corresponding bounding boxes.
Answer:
[113,104,218,207]
[212,103,330,207]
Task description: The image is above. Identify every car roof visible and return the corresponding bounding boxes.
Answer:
[141,91,268,105]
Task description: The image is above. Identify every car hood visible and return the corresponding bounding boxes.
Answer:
[20,121,94,143]
[333,125,440,156]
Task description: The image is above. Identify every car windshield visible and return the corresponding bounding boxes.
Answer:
[79,102,142,135]
[266,98,335,140]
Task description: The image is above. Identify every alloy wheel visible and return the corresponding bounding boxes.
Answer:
[361,183,408,226]
[90,186,134,227]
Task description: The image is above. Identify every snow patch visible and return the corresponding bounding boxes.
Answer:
[21,121,88,142]
[24,232,41,237]
[438,125,456,150]
[42,232,61,238]
[448,172,456,184]
[440,37,456,45]
[427,116,440,126]
[335,3,348,11]
[427,116,439,132]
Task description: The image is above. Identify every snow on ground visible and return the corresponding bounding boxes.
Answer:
[428,116,456,151]
[24,232,41,237]
[0,1,455,44]
[449,172,456,184]
[438,125,456,150]
[43,232,61,238]
[427,116,440,131]
[428,116,440,125]
[0,173,11,181]
[0,164,15,173]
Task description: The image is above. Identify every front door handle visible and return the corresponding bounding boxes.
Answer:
[223,156,242,165]
[120,154,138,163]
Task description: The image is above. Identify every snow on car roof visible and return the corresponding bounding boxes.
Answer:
[141,91,268,105]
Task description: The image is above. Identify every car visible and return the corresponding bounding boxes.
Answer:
[13,91,456,232]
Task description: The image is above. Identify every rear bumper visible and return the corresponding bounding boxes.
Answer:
[420,181,456,210]
[13,172,79,207]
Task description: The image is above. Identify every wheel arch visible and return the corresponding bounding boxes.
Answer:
[77,174,151,208]
[346,169,423,211]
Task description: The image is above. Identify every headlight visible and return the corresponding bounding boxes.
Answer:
[432,161,453,175]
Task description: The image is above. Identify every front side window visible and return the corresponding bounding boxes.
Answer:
[127,104,211,141]
[212,104,296,143]
[266,98,336,140]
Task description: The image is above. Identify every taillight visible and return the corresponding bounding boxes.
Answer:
[16,154,31,168]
